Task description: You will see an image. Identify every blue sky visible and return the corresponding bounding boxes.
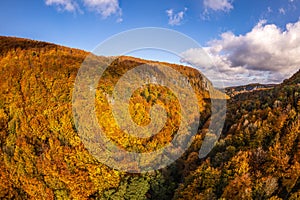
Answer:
[1,0,300,86]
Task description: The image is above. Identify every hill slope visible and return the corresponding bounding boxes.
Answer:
[0,36,299,199]
[0,36,222,199]
[174,70,300,199]
[283,69,300,86]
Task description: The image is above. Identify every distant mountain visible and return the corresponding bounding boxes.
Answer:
[225,69,300,98]
[225,83,276,98]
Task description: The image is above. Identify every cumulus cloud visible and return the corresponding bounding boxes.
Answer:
[45,0,122,19]
[45,0,79,12]
[166,8,187,26]
[82,0,121,18]
[181,20,300,86]
[203,0,233,12]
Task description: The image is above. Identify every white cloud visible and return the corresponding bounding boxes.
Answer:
[45,0,121,18]
[45,0,79,12]
[82,0,121,18]
[279,8,286,15]
[203,0,233,12]
[267,6,272,13]
[166,8,187,26]
[181,20,300,86]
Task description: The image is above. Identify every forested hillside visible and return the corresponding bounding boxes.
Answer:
[0,36,299,199]
[174,71,300,199]
[0,36,217,199]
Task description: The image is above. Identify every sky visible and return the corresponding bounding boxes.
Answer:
[1,0,300,86]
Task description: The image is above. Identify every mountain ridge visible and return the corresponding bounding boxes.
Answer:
[225,83,277,98]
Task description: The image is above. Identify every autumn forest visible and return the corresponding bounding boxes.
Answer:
[0,36,299,199]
